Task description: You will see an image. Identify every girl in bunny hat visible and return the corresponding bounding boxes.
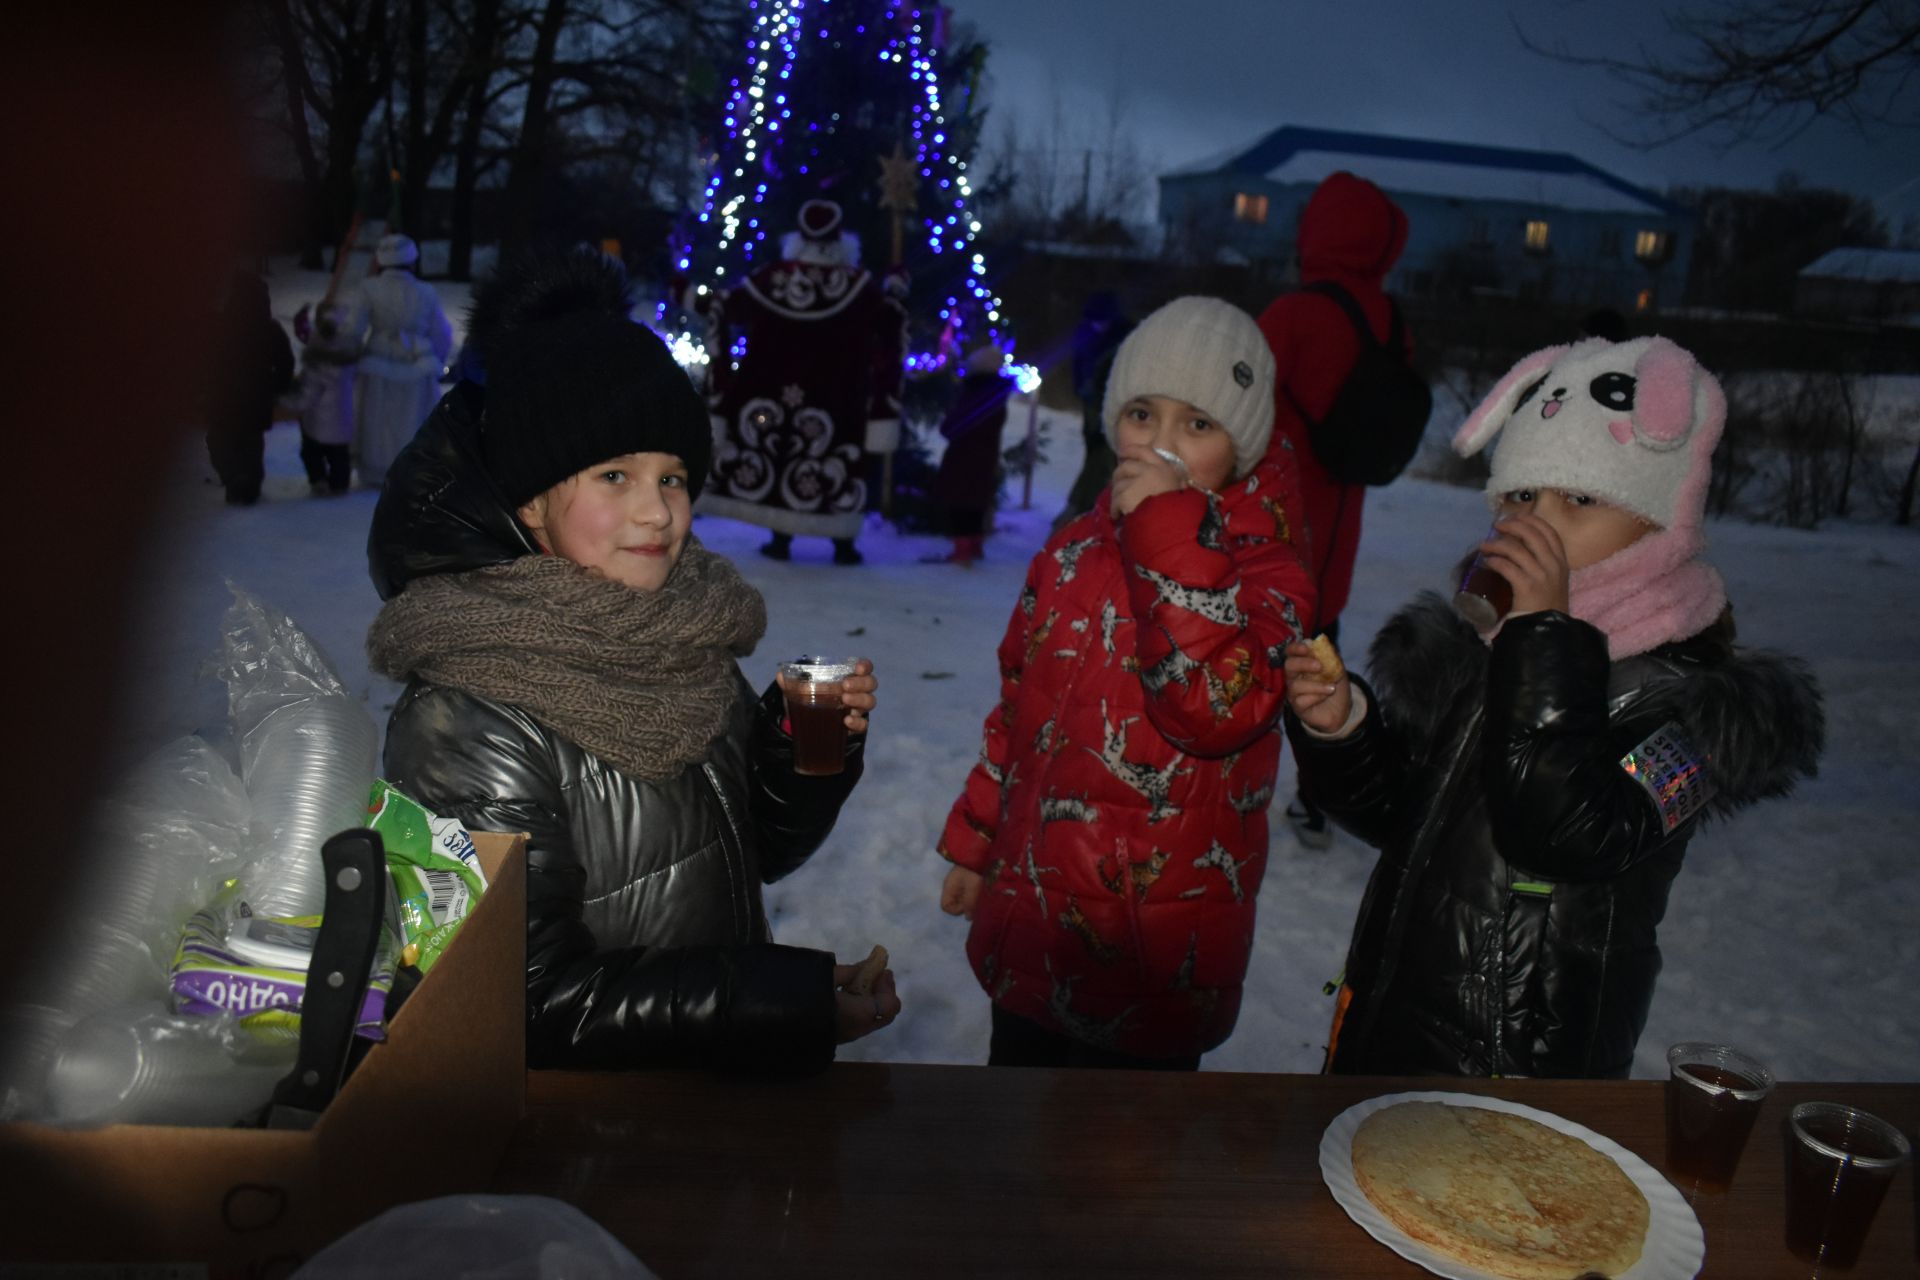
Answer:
[1281,336,1825,1079]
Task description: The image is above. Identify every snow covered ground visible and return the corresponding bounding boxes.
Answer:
[109,271,1920,1084]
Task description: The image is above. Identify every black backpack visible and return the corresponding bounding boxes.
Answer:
[1282,281,1432,487]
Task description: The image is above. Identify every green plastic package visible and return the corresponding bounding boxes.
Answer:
[366,780,488,973]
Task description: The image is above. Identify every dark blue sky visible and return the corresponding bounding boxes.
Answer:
[954,0,1918,227]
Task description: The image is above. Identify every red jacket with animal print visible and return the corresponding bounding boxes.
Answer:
[938,450,1316,1059]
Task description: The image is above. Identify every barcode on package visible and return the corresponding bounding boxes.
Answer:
[1619,721,1715,833]
[420,869,470,924]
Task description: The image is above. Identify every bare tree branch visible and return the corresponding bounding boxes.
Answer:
[1518,0,1920,149]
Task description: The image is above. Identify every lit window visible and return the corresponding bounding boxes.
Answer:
[1635,230,1670,262]
[1524,220,1551,252]
[1233,193,1269,224]
[1636,288,1653,312]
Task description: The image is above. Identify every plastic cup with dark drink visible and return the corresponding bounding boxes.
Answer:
[1664,1042,1774,1194]
[1783,1101,1912,1269]
[779,658,856,777]
[1452,528,1514,631]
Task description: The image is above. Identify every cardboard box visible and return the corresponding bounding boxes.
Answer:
[0,832,527,1276]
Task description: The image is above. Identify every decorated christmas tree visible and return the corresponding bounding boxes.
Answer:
[672,0,1004,368]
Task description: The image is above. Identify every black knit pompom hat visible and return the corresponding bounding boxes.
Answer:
[476,249,712,507]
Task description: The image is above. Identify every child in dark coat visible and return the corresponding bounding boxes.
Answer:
[368,249,897,1074]
[1284,337,1824,1078]
[927,343,1011,565]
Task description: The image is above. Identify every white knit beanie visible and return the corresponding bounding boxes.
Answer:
[1102,296,1276,477]
[1454,336,1726,535]
[376,233,419,269]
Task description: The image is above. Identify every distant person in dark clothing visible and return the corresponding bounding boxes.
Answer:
[1054,291,1134,531]
[206,268,294,506]
[925,344,1012,566]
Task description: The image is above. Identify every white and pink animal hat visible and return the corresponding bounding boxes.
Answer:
[1453,337,1731,657]
[1454,335,1725,536]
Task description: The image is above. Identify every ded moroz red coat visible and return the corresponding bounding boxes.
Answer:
[1257,172,1410,631]
[939,449,1316,1059]
[700,256,905,539]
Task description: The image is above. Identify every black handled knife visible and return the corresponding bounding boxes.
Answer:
[264,827,388,1130]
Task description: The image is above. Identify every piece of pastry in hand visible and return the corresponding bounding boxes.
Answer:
[845,944,889,995]
[1306,633,1345,683]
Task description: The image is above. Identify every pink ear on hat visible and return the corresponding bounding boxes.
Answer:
[1632,338,1699,450]
[1453,343,1570,457]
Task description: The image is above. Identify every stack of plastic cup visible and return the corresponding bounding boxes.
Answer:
[239,694,377,920]
[45,1007,286,1127]
[0,1003,79,1115]
[47,924,163,1020]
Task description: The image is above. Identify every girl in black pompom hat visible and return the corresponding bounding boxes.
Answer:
[366,245,897,1074]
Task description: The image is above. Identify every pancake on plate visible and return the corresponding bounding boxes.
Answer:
[1350,1100,1648,1280]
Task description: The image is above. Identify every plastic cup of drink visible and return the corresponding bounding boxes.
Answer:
[1783,1101,1911,1268]
[778,658,856,777]
[1664,1042,1774,1193]
[1149,446,1189,480]
[1452,532,1513,631]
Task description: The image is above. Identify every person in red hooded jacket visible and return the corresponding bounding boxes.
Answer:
[1257,171,1411,849]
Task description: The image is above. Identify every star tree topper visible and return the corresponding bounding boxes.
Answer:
[876,140,919,267]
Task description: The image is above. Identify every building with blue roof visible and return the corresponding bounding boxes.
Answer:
[1158,125,1694,312]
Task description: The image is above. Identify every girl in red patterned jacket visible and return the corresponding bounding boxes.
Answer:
[936,297,1318,1068]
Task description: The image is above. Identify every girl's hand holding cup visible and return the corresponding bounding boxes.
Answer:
[1472,514,1572,620]
[837,658,877,733]
[1284,638,1353,736]
[1109,443,1188,518]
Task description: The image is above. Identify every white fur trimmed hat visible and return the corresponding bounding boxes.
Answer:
[375,233,419,268]
[1454,336,1726,534]
[1102,296,1276,478]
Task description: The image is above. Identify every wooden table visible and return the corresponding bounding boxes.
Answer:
[494,1065,1918,1278]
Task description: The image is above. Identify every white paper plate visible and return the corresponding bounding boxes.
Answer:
[1318,1090,1704,1280]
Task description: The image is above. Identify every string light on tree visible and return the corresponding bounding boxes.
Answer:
[672,0,1006,372]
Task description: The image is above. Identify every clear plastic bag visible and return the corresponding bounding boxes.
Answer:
[42,1003,287,1127]
[215,584,378,920]
[291,1195,659,1279]
[0,735,251,1120]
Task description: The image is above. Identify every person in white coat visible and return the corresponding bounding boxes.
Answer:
[293,297,366,494]
[355,233,451,487]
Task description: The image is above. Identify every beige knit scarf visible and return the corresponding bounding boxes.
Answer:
[368,540,767,780]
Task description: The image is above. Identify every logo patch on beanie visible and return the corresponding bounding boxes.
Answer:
[1232,361,1253,388]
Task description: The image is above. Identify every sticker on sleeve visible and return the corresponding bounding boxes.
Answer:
[1619,722,1715,833]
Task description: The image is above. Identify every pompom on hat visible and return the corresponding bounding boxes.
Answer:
[1102,296,1275,478]
[476,246,711,507]
[375,233,419,269]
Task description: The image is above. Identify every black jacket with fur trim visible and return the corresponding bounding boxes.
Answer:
[1287,594,1823,1078]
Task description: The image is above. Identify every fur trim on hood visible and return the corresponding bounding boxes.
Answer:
[1369,593,1824,821]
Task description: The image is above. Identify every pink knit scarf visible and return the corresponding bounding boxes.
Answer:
[1567,525,1726,659]
[1476,525,1725,659]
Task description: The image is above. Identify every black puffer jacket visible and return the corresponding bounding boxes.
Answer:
[370,387,863,1073]
[1288,595,1823,1078]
